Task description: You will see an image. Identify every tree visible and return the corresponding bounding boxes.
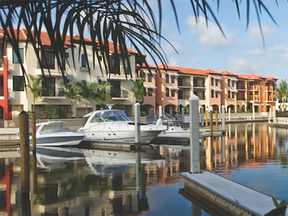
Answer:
[0,1,277,84]
[276,79,288,111]
[94,82,112,109]
[62,82,82,117]
[27,75,43,111]
[130,73,145,104]
[76,80,98,113]
[38,104,55,119]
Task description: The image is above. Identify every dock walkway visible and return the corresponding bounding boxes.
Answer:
[179,171,284,216]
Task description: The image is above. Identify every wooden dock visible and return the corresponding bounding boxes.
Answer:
[178,171,284,216]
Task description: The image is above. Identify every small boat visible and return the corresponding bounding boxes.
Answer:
[30,121,85,146]
[77,109,166,143]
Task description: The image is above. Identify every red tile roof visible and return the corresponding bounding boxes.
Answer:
[220,70,238,76]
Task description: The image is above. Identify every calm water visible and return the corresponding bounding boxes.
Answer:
[1,123,288,216]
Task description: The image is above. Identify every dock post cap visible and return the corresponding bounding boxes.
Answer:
[19,110,27,115]
[222,105,225,108]
[134,102,140,106]
[189,94,199,101]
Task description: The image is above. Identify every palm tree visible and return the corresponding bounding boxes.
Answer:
[38,104,55,119]
[1,1,277,84]
[75,80,99,114]
[27,75,43,111]
[62,82,82,117]
[275,79,288,111]
[94,82,112,109]
[130,76,145,104]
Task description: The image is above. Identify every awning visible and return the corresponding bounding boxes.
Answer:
[212,76,222,80]
[143,70,149,74]
[167,86,179,90]
[229,89,238,93]
[151,71,157,75]
[98,76,107,82]
[66,74,74,80]
[168,72,179,76]
[212,88,222,92]
[144,84,157,89]
[230,78,238,81]
[144,70,157,75]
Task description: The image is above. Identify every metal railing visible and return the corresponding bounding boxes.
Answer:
[111,89,129,98]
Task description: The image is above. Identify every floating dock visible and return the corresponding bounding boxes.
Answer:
[178,171,284,216]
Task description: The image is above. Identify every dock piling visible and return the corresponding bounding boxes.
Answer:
[189,95,200,174]
[205,109,208,127]
[134,103,140,143]
[18,111,30,201]
[31,111,36,154]
[228,107,231,121]
[253,107,255,120]
[215,111,218,130]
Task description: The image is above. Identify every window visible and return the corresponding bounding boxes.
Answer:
[211,78,214,86]
[41,50,55,69]
[42,77,55,96]
[110,81,121,97]
[171,90,175,97]
[165,74,169,83]
[228,79,230,87]
[228,91,231,98]
[232,80,234,87]
[166,88,169,97]
[13,76,24,91]
[215,91,218,98]
[13,48,24,63]
[215,79,218,86]
[148,73,152,82]
[81,54,87,67]
[147,88,153,96]
[232,92,234,98]
[110,55,120,74]
[178,90,183,99]
[171,76,175,84]
[0,49,3,67]
[211,90,214,98]
[194,91,198,96]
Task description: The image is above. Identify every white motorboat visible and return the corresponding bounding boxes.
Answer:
[30,121,85,146]
[77,109,166,143]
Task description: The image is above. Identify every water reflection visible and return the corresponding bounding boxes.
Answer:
[2,123,288,215]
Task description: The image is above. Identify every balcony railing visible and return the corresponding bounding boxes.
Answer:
[237,97,246,100]
[178,82,191,87]
[178,95,190,100]
[193,83,205,87]
[111,89,129,98]
[41,88,65,99]
[237,85,246,90]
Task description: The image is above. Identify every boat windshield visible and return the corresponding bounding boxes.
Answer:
[39,122,71,135]
[90,110,131,123]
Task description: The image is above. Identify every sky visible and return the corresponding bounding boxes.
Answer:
[144,0,288,81]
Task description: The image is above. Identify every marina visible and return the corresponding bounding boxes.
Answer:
[1,122,288,215]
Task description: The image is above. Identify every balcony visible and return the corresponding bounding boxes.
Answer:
[178,95,190,100]
[111,89,129,100]
[266,97,277,102]
[40,87,66,100]
[248,86,260,91]
[267,86,276,92]
[178,81,191,88]
[193,83,205,88]
[237,97,246,101]
[248,96,260,102]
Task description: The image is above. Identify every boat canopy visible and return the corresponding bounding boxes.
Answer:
[88,110,132,124]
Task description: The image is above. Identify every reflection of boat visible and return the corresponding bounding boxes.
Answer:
[77,109,166,143]
[32,121,85,146]
[80,145,164,176]
[33,147,85,171]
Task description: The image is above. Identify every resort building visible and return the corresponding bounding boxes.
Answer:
[0,28,142,126]
[0,28,279,127]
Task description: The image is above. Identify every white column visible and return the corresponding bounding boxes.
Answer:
[221,105,225,131]
[159,106,162,118]
[189,95,200,174]
[228,107,231,121]
[253,107,255,120]
[201,107,204,126]
[273,106,276,123]
[134,103,140,143]
[181,107,185,122]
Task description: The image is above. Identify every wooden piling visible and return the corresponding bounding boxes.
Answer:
[31,111,36,154]
[210,111,213,136]
[18,111,30,201]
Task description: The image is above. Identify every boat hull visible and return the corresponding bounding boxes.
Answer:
[30,134,84,147]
